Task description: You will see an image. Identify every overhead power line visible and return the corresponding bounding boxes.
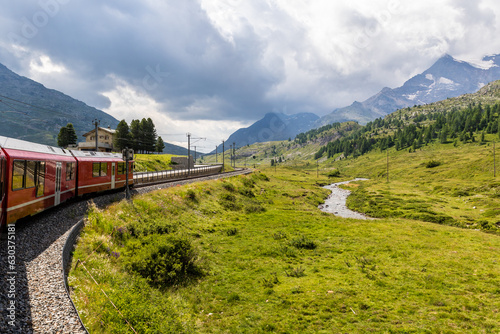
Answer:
[0,93,74,118]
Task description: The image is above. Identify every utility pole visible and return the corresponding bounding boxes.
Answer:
[233,142,236,168]
[93,119,100,152]
[194,146,197,163]
[494,141,496,178]
[386,150,389,183]
[229,144,232,168]
[222,140,225,172]
[215,145,218,163]
[187,133,191,175]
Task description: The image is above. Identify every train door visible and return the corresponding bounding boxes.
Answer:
[111,162,116,189]
[55,162,62,206]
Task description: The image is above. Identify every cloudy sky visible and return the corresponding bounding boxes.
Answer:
[1,0,500,150]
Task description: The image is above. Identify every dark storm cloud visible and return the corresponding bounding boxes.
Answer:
[1,0,284,121]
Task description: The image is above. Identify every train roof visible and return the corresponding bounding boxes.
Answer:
[70,150,123,160]
[0,135,74,157]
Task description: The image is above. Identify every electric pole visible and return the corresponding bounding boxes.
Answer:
[233,142,236,168]
[222,140,225,172]
[494,141,496,178]
[215,145,218,163]
[386,150,389,183]
[93,119,100,152]
[187,133,191,175]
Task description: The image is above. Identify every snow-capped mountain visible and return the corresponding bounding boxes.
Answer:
[317,54,500,126]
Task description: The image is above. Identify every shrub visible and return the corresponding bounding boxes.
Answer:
[221,182,235,192]
[327,170,341,178]
[185,189,196,201]
[124,234,203,288]
[225,228,238,236]
[425,160,442,168]
[239,188,255,198]
[285,266,306,278]
[289,235,317,250]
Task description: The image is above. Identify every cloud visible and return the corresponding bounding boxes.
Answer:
[1,0,500,143]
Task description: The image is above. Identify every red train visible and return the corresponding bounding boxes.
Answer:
[0,136,133,228]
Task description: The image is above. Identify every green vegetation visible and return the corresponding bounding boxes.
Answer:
[133,154,177,172]
[70,161,500,333]
[69,81,500,333]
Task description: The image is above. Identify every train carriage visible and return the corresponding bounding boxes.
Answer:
[0,147,6,227]
[0,136,77,227]
[71,150,133,197]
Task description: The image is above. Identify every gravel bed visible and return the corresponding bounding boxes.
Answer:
[0,169,251,333]
[319,178,374,220]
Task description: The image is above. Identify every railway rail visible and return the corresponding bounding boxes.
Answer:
[1,167,251,333]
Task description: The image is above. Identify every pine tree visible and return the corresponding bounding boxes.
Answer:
[57,126,69,147]
[130,119,141,153]
[114,120,130,151]
[155,136,165,153]
[66,123,78,146]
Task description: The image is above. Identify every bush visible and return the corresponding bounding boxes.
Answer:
[327,170,341,178]
[289,235,317,250]
[124,234,203,288]
[221,182,235,191]
[425,160,442,168]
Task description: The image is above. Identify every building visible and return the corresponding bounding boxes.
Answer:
[78,126,116,152]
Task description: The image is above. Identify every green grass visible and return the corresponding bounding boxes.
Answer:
[69,147,500,333]
[133,154,177,172]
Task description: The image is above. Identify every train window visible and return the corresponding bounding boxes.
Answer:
[92,162,108,177]
[36,162,45,197]
[100,162,107,176]
[26,161,36,189]
[117,162,125,175]
[66,162,75,180]
[12,160,26,190]
[92,163,101,177]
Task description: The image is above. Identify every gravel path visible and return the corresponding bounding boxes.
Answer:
[0,169,251,333]
[319,178,374,220]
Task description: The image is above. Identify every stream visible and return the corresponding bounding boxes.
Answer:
[319,178,374,220]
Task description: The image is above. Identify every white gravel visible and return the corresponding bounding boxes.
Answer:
[319,178,374,220]
[0,169,251,333]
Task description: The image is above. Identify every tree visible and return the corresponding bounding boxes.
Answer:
[57,126,69,147]
[66,123,78,146]
[57,123,77,148]
[155,136,165,153]
[114,120,130,151]
[129,119,142,153]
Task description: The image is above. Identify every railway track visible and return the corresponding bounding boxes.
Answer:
[0,168,251,333]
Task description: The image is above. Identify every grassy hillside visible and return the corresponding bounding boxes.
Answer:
[69,150,500,333]
[133,154,177,172]
[68,82,500,333]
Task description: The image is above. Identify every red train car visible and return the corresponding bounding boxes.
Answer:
[0,136,77,226]
[70,150,134,197]
[0,147,6,226]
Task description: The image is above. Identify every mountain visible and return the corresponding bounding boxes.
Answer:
[0,62,120,145]
[317,54,500,126]
[212,112,319,153]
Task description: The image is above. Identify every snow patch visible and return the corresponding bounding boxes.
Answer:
[438,77,455,85]
[425,74,434,81]
[405,94,418,101]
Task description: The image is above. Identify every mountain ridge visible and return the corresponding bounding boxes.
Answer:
[316,53,500,126]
